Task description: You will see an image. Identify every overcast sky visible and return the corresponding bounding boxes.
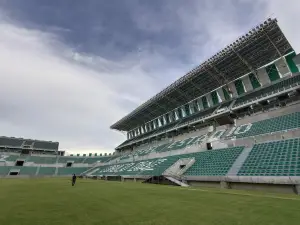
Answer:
[0,0,299,154]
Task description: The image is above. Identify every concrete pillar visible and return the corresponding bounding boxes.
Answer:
[227,82,238,98]
[293,54,300,71]
[220,181,230,189]
[295,184,300,195]
[275,57,290,77]
[206,94,213,107]
[217,88,225,102]
[241,75,253,92]
[197,99,204,111]
[257,67,271,86]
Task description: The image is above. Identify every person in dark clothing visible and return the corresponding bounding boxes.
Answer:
[72,174,77,186]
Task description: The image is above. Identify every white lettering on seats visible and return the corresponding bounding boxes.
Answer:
[225,126,237,137]
[127,158,167,172]
[210,130,226,139]
[234,123,252,135]
[187,135,207,145]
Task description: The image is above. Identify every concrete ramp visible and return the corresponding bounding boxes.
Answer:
[164,176,189,187]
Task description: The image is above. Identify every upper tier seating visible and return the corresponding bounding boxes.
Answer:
[33,141,59,150]
[119,135,206,161]
[57,157,85,164]
[238,138,300,176]
[225,112,300,139]
[233,74,300,108]
[184,147,244,176]
[161,135,206,152]
[27,156,57,164]
[0,137,23,147]
[83,156,114,164]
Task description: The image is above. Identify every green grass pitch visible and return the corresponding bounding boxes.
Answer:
[1,178,300,225]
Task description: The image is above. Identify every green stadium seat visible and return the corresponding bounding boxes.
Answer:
[238,138,300,176]
[27,156,57,164]
[0,166,11,175]
[184,147,244,176]
[84,156,114,164]
[5,155,19,162]
[91,146,244,177]
[17,167,38,175]
[58,157,85,164]
[38,167,56,176]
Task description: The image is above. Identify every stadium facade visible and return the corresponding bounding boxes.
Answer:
[1,18,300,194]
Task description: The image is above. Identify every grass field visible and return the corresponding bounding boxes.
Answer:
[1,178,300,225]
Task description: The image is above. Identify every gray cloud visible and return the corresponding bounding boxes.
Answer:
[0,1,299,155]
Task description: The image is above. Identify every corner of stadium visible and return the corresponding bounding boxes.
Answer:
[1,18,300,225]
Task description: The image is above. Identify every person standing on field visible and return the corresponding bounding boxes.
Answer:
[72,174,77,186]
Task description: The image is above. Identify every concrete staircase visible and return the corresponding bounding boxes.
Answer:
[227,147,253,176]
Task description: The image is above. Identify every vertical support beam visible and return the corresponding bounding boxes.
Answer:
[227,82,238,97]
[174,110,179,121]
[292,54,300,71]
[241,75,253,92]
[181,107,186,117]
[217,88,225,102]
[257,67,271,86]
[197,98,204,111]
[206,94,213,107]
[274,57,290,77]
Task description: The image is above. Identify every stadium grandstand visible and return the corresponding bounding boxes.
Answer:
[1,18,300,195]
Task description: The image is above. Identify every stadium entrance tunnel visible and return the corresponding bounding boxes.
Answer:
[143,176,189,187]
[9,169,20,176]
[15,160,24,166]
[66,162,73,167]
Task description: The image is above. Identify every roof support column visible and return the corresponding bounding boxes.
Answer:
[241,76,253,92]
[197,98,204,111]
[274,57,290,77]
[206,94,213,107]
[293,54,300,71]
[257,67,271,86]
[216,88,225,102]
[227,82,238,97]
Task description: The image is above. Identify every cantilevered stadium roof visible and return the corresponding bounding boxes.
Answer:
[111,18,293,131]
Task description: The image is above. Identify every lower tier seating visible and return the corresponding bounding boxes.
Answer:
[91,146,244,177]
[0,166,37,175]
[184,147,244,176]
[0,166,11,175]
[238,138,300,176]
[17,167,38,175]
[57,167,88,175]
[39,167,56,175]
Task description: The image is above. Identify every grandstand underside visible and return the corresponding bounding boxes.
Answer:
[1,18,300,194]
